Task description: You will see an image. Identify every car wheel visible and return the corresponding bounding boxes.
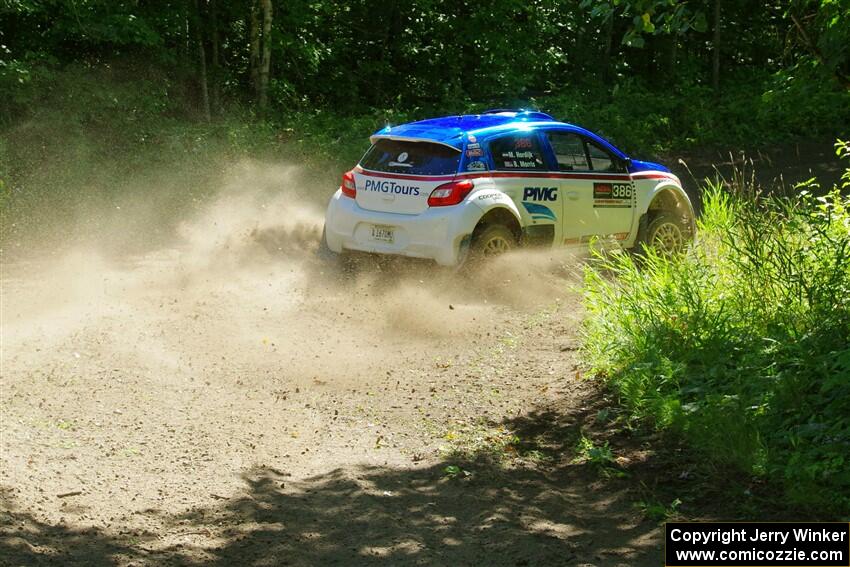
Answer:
[469,224,516,263]
[644,212,688,255]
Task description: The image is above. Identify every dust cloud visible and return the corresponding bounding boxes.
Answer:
[4,157,582,368]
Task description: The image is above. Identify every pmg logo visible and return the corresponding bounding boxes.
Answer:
[523,186,558,202]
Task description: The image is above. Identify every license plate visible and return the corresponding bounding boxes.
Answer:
[370,225,395,243]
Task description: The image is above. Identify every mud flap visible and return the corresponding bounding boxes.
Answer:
[316,226,358,276]
[631,213,650,253]
[316,226,337,262]
[521,224,555,247]
[455,234,472,267]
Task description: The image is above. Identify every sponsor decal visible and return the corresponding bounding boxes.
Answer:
[521,202,557,222]
[514,137,533,149]
[466,148,484,158]
[593,181,633,208]
[363,178,421,196]
[468,135,477,143]
[466,160,487,171]
[397,151,409,162]
[467,142,481,150]
[523,186,558,202]
[593,181,632,199]
[477,192,503,200]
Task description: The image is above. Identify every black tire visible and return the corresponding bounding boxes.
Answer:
[467,224,516,265]
[316,226,336,261]
[640,212,688,256]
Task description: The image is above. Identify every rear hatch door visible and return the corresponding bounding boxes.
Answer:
[354,139,461,215]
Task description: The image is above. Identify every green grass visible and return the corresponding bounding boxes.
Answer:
[582,140,850,516]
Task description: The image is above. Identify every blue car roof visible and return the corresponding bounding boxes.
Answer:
[370,110,628,159]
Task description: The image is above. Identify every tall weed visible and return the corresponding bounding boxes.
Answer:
[583,141,850,514]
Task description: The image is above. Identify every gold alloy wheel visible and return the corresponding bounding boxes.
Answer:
[481,234,513,256]
[651,220,685,254]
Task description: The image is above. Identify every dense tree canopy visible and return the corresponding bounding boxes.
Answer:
[2,0,848,117]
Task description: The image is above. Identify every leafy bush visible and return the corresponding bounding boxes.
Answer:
[582,141,850,515]
[536,71,850,155]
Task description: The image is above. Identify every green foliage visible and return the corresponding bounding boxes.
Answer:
[787,0,850,87]
[442,464,471,479]
[634,497,682,522]
[572,434,616,466]
[537,70,850,154]
[584,0,708,48]
[2,0,849,159]
[582,142,850,515]
[3,0,850,118]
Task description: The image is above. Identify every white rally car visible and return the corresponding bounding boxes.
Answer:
[323,110,695,266]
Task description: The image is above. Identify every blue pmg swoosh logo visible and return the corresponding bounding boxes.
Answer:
[522,202,557,221]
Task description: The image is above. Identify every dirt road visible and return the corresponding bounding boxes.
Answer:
[2,161,663,566]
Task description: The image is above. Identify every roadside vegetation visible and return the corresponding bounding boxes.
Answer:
[583,141,850,516]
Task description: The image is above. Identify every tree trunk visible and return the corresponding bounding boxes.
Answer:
[249,0,261,98]
[669,36,678,75]
[641,33,655,78]
[258,0,273,113]
[712,0,721,94]
[601,3,614,83]
[663,34,678,83]
[382,0,402,98]
[180,0,190,72]
[192,0,210,121]
[210,0,220,113]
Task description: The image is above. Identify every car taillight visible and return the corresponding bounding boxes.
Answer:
[427,179,474,207]
[341,170,356,198]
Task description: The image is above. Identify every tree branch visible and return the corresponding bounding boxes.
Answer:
[790,12,850,90]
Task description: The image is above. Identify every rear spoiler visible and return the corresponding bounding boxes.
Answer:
[368,134,462,152]
[481,109,555,121]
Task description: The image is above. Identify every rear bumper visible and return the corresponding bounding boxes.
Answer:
[324,189,482,266]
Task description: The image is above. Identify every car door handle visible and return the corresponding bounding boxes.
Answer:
[565,191,579,201]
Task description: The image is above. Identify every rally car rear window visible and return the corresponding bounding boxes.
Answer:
[360,139,461,175]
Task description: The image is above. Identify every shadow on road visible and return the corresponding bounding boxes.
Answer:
[1,392,666,566]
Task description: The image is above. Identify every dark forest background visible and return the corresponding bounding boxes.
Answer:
[2,0,849,156]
